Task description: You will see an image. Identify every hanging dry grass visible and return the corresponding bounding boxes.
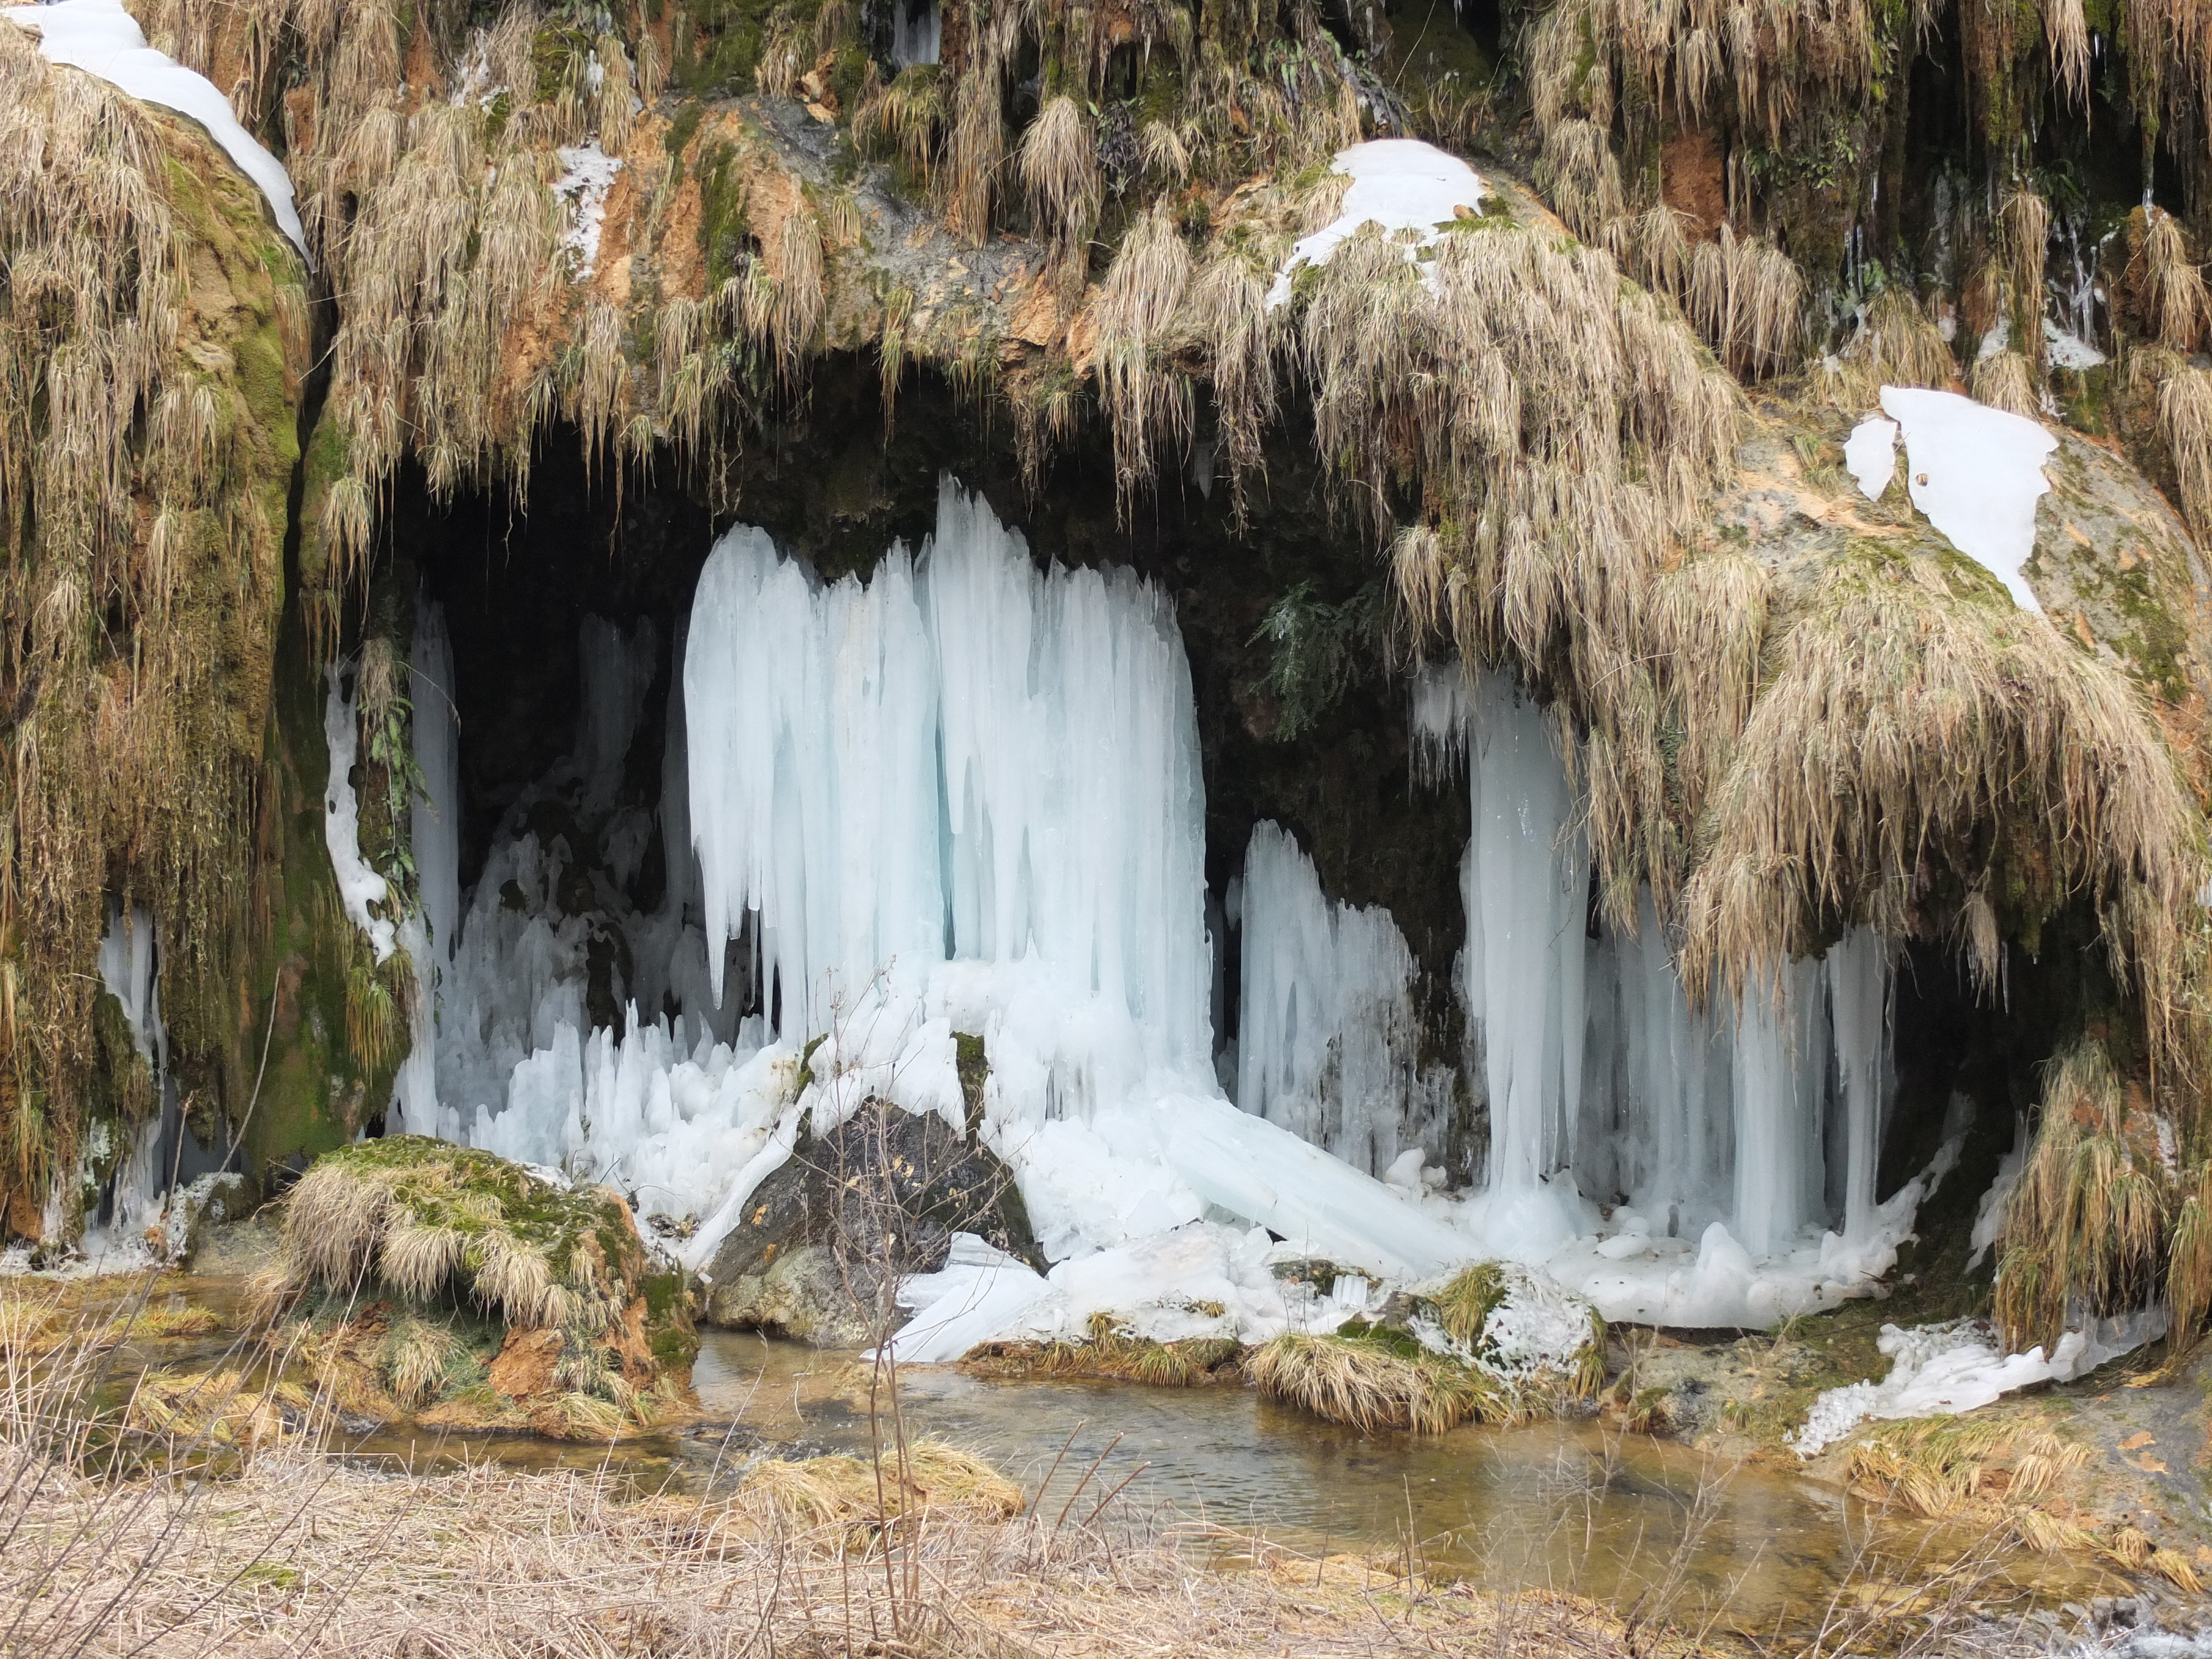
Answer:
[1995,1044,2174,1351]
[2131,206,2207,353]
[1679,543,2203,1038]
[1019,95,1101,278]
[1092,204,1195,513]
[0,20,307,1227]
[1970,347,2041,417]
[2152,354,2212,540]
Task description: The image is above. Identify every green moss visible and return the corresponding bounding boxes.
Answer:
[665,101,705,186]
[697,138,755,292]
[954,1031,988,1136]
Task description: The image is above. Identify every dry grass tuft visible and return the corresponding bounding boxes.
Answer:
[1970,347,2041,418]
[1092,204,1194,513]
[1019,95,1100,278]
[1249,1331,1504,1434]
[274,1136,637,1340]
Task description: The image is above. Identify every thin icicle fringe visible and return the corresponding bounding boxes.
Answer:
[1678,549,2208,1107]
[0,25,306,1218]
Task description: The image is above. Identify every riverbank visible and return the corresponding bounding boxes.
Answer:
[0,1430,1754,1659]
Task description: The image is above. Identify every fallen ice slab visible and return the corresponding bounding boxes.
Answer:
[1159,1092,1472,1282]
[1266,138,1487,308]
[3,0,310,261]
[1846,387,2055,612]
[1791,1310,2168,1457]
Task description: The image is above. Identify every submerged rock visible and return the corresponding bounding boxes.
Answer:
[702,1098,1041,1345]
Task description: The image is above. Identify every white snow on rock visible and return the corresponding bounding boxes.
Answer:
[1844,414,1898,499]
[322,667,397,963]
[2,0,310,262]
[2044,317,2107,371]
[1860,386,2056,613]
[1266,138,1487,309]
[1791,1310,2167,1457]
[555,144,623,279]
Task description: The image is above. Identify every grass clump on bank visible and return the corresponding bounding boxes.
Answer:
[1253,1263,1608,1434]
[961,1312,1244,1387]
[1249,1326,1506,1434]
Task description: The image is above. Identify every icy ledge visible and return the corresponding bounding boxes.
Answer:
[1791,1310,2167,1457]
[3,0,310,261]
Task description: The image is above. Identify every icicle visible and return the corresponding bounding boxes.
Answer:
[323,666,397,962]
[1827,928,1891,1243]
[1234,822,1441,1177]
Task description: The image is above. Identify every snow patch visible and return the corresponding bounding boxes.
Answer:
[555,144,623,279]
[1792,1310,2167,1457]
[1844,414,1899,499]
[1266,139,1487,309]
[2,0,310,261]
[1879,385,2056,613]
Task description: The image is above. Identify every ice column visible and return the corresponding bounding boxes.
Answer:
[684,476,1213,1113]
[1592,895,1733,1237]
[1827,928,1892,1242]
[926,481,1212,1092]
[1235,821,1428,1177]
[1731,954,1832,1257]
[685,531,945,1034]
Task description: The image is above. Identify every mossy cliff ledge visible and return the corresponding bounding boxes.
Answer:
[261,1137,696,1438]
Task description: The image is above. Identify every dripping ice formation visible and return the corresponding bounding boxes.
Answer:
[396,478,1953,1344]
[1409,663,1947,1326]
[400,481,1470,1319]
[1234,821,1455,1180]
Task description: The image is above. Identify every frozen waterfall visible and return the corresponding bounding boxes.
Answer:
[392,479,1932,1339]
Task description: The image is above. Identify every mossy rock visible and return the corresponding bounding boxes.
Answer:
[272,1138,696,1437]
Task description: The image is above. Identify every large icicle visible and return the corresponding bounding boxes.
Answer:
[1235,821,1446,1177]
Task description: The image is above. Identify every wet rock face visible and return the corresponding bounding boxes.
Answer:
[702,1099,1042,1344]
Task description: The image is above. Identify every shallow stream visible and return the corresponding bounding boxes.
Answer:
[324,1327,2107,1642]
